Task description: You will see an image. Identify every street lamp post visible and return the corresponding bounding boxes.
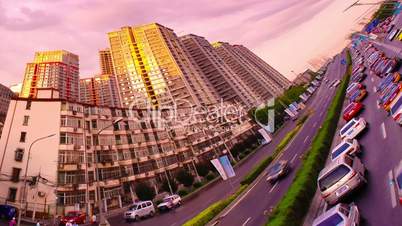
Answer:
[95,118,123,226]
[17,133,56,226]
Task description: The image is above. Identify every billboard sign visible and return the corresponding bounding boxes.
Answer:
[210,155,236,180]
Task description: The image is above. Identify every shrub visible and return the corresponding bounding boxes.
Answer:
[135,182,156,201]
[206,173,216,181]
[193,181,203,189]
[178,189,189,197]
[176,169,195,187]
[196,161,211,177]
[161,178,178,193]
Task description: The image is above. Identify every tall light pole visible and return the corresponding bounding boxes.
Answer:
[17,133,56,226]
[95,117,123,226]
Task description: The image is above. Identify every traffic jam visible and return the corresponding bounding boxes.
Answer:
[311,30,402,226]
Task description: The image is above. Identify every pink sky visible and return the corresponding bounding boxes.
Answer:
[0,0,379,86]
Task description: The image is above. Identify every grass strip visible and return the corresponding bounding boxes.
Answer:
[265,51,351,226]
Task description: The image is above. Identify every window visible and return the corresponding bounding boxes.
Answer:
[23,116,29,126]
[91,120,98,129]
[7,188,17,202]
[20,132,27,143]
[26,101,32,110]
[15,149,24,162]
[11,168,21,182]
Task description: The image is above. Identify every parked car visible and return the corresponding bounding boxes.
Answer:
[330,139,360,161]
[346,83,365,97]
[312,203,360,226]
[343,102,364,121]
[349,89,367,103]
[392,162,402,205]
[389,92,402,125]
[157,194,182,211]
[318,155,366,205]
[124,201,155,222]
[381,83,401,111]
[60,211,86,225]
[0,205,17,220]
[339,118,367,140]
[266,160,290,183]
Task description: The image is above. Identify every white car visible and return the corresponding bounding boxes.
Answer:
[124,201,155,222]
[312,203,360,226]
[339,118,367,140]
[157,194,182,211]
[390,92,402,125]
[330,139,360,162]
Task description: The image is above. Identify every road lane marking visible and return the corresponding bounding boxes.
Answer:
[373,87,377,92]
[221,170,266,217]
[303,135,310,143]
[269,182,278,193]
[313,122,317,128]
[319,111,324,117]
[381,122,387,139]
[388,170,397,208]
[377,100,380,109]
[371,77,374,83]
[242,217,252,226]
[290,154,298,164]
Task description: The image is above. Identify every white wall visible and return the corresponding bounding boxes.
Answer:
[0,99,61,210]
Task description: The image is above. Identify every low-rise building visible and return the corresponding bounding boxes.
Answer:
[0,88,254,216]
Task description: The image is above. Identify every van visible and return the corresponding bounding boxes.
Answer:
[124,201,155,222]
[330,139,360,161]
[318,155,366,205]
[312,203,360,226]
[389,92,402,125]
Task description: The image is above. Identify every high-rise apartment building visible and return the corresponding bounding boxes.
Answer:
[0,89,253,216]
[0,83,15,122]
[213,42,289,101]
[180,34,262,108]
[107,23,217,108]
[79,74,122,107]
[20,50,79,101]
[99,49,114,75]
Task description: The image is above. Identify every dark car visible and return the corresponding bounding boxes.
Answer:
[266,160,290,183]
[60,211,86,225]
[0,205,17,220]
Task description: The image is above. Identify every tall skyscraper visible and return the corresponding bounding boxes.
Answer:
[107,23,216,108]
[20,50,79,101]
[213,42,289,101]
[180,34,262,108]
[0,83,15,122]
[79,74,122,107]
[99,48,114,75]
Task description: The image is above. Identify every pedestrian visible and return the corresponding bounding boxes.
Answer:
[65,220,73,226]
[9,217,16,226]
[36,220,41,226]
[72,221,78,226]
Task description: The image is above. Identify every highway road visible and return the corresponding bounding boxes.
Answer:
[213,52,348,226]
[107,68,327,225]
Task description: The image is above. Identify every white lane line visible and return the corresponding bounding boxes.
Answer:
[290,154,298,164]
[377,100,381,109]
[373,86,377,92]
[381,122,387,139]
[221,171,266,217]
[242,217,252,226]
[388,170,397,208]
[319,111,324,117]
[303,135,310,143]
[371,77,374,83]
[313,122,317,128]
[269,182,278,193]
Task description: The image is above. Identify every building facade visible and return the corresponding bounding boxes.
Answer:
[20,50,79,102]
[0,89,254,216]
[107,23,217,108]
[79,74,122,108]
[180,34,262,108]
[0,83,15,123]
[99,49,114,75]
[213,42,289,101]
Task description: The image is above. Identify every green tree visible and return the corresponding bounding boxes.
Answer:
[196,162,211,177]
[161,178,178,193]
[176,170,195,187]
[135,182,156,201]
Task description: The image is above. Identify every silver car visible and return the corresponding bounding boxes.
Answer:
[318,155,366,205]
[312,203,360,226]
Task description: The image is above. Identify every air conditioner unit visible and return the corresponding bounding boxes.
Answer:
[73,128,78,132]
